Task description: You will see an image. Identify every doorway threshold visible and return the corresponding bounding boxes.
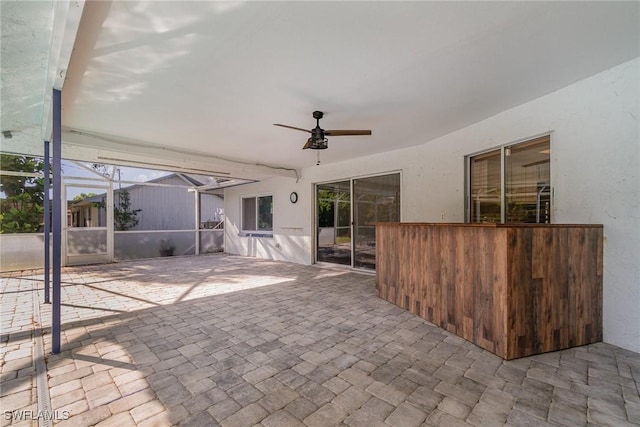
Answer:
[313,262,376,276]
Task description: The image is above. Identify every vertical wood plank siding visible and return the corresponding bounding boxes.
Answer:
[375,223,603,359]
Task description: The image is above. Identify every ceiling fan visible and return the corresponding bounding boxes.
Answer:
[274,111,371,150]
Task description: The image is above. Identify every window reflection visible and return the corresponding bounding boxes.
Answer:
[505,138,551,223]
[469,136,551,223]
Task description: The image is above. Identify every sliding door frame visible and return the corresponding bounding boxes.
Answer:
[314,170,402,271]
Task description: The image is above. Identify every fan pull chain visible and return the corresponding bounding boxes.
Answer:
[316,151,321,165]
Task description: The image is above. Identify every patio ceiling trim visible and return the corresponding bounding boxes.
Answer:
[61,128,299,182]
[41,1,85,142]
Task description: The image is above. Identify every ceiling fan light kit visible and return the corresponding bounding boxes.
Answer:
[274,111,372,151]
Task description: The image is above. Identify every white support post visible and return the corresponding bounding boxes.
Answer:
[195,190,200,255]
[107,180,114,261]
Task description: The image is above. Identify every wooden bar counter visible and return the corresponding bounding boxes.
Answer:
[375,223,603,359]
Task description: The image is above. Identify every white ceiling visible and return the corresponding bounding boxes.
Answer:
[2,1,639,180]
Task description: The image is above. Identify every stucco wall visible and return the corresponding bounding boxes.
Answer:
[225,58,640,353]
[224,177,312,265]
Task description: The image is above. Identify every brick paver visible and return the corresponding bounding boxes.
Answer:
[2,254,640,426]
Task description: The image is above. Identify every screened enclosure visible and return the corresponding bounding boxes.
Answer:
[0,156,248,271]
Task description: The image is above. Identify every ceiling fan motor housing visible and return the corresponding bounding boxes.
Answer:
[308,136,328,149]
[309,111,328,148]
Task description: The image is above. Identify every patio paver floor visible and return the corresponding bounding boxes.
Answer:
[1,254,639,426]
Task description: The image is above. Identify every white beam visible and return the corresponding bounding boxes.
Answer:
[41,0,86,141]
[62,128,299,181]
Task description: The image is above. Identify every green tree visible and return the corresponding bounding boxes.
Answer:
[114,189,141,231]
[73,193,97,202]
[91,163,140,230]
[0,154,45,233]
[317,190,335,227]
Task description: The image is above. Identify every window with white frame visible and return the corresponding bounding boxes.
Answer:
[467,135,551,224]
[242,195,273,232]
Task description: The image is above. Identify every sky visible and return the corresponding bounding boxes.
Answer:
[1,156,217,201]
[62,161,170,199]
[0,159,170,200]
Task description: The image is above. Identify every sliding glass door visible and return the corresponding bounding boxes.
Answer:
[317,181,352,266]
[316,173,400,270]
[353,174,401,269]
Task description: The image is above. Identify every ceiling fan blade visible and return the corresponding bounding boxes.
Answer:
[325,129,372,136]
[302,138,313,149]
[274,124,311,134]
